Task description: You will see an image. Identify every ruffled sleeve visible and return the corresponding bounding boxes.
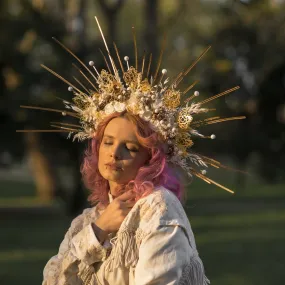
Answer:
[134,188,210,285]
[134,223,190,285]
[42,206,111,285]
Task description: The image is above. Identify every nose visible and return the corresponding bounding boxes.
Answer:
[110,144,122,160]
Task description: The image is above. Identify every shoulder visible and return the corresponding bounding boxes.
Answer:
[134,186,189,230]
[69,205,101,237]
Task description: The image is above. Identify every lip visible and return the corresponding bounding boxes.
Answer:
[105,163,123,171]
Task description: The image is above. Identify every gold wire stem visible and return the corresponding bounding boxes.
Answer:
[50,122,81,128]
[41,64,86,95]
[171,71,184,87]
[16,130,71,133]
[51,124,79,132]
[191,116,245,128]
[72,64,98,92]
[192,169,234,194]
[52,37,98,83]
[202,116,246,125]
[200,86,240,105]
[20,105,80,118]
[174,46,211,88]
[113,42,125,73]
[146,53,152,79]
[132,26,138,70]
[153,34,167,83]
[94,16,118,76]
[99,49,112,74]
[141,50,146,76]
[73,76,91,94]
[183,80,199,96]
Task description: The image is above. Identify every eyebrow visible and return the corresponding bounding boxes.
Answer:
[103,135,139,145]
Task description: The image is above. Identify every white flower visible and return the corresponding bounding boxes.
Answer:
[152,99,162,109]
[114,101,126,112]
[105,102,115,114]
[142,110,152,120]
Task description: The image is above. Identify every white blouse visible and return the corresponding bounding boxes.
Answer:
[42,186,210,285]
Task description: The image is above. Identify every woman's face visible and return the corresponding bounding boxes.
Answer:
[98,117,150,189]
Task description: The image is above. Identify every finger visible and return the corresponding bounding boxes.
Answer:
[117,190,136,201]
[122,200,136,208]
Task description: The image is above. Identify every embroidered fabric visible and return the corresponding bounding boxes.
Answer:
[42,187,210,285]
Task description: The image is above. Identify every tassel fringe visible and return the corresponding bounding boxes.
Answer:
[179,255,210,285]
[105,230,139,272]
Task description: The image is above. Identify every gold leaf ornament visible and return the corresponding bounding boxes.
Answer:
[123,67,141,89]
[177,107,193,129]
[176,132,194,149]
[163,89,181,109]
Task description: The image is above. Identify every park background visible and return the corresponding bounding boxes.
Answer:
[1,0,285,284]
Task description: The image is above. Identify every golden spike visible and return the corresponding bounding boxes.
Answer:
[52,37,98,82]
[73,76,91,94]
[141,50,146,76]
[183,81,199,96]
[146,53,152,79]
[99,49,112,74]
[132,26,138,70]
[153,34,167,83]
[50,122,81,128]
[204,116,221,121]
[191,116,244,127]
[175,46,211,87]
[16,130,71,133]
[171,71,183,87]
[94,16,118,76]
[20,105,80,118]
[113,42,125,73]
[199,86,240,105]
[202,116,246,126]
[51,124,79,132]
[194,153,250,175]
[72,63,98,92]
[41,64,85,95]
[192,169,234,194]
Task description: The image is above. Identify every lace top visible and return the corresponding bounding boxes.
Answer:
[42,186,210,285]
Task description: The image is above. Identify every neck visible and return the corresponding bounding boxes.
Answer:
[108,181,120,198]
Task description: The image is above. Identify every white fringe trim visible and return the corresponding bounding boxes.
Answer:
[179,255,210,285]
[105,230,139,272]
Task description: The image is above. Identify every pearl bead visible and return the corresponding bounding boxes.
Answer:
[62,112,66,116]
[118,95,122,100]
[211,134,216,139]
[194,91,199,96]
[124,56,129,61]
[89,61,94,66]
[201,170,207,175]
[172,127,176,132]
[68,86,73,92]
[162,69,167,74]
[154,109,159,113]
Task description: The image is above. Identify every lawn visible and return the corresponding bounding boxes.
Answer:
[1,168,284,285]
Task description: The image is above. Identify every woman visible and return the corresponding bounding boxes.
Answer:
[42,110,210,284]
[17,16,243,285]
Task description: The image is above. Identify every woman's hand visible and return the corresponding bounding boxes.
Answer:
[92,190,136,241]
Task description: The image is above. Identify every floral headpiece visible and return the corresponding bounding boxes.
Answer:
[18,17,245,194]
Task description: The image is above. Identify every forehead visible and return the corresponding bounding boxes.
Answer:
[104,117,138,142]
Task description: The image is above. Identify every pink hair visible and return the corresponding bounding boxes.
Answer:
[81,111,186,209]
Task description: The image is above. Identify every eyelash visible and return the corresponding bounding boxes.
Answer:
[104,142,138,152]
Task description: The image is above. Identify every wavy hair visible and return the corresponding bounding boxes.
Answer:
[81,111,186,208]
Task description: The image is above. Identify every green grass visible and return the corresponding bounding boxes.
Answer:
[0,172,285,285]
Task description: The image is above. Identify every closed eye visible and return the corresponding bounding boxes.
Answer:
[103,142,138,153]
